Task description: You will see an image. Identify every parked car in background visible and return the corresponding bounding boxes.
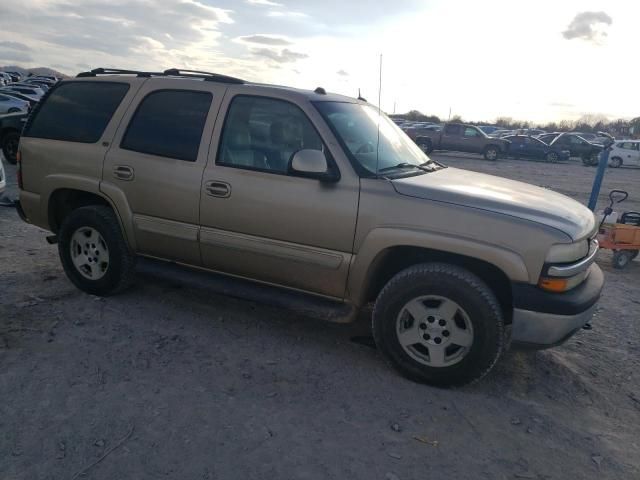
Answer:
[4,71,22,82]
[0,90,38,108]
[24,80,50,91]
[0,93,29,114]
[1,86,43,101]
[478,125,500,135]
[416,123,510,160]
[0,110,27,164]
[608,141,640,168]
[0,155,6,196]
[537,132,561,144]
[488,129,513,138]
[0,72,11,86]
[550,133,603,165]
[504,135,570,163]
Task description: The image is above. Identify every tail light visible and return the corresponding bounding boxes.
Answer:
[17,150,22,189]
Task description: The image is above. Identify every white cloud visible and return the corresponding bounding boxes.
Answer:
[562,11,613,44]
[246,0,283,6]
[267,11,308,18]
[236,34,293,46]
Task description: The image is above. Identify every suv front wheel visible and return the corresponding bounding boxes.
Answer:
[58,205,136,296]
[372,263,506,387]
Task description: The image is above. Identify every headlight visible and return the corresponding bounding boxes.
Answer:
[545,241,589,263]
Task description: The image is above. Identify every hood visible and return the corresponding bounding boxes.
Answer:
[391,167,595,240]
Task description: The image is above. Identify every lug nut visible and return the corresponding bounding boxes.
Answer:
[423,334,430,340]
[434,337,442,344]
[442,330,450,337]
[419,323,427,330]
[438,319,446,326]
[427,316,435,323]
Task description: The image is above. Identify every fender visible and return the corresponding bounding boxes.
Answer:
[40,174,137,251]
[347,227,530,306]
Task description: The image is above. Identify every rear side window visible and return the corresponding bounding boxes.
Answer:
[121,90,212,162]
[444,124,461,135]
[24,82,129,143]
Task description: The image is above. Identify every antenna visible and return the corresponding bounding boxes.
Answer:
[375,54,383,177]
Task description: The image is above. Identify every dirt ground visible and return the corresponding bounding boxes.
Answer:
[1,153,639,480]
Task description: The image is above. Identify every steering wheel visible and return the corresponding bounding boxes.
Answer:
[356,142,375,154]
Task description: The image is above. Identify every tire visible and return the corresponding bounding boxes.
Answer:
[372,263,506,387]
[58,205,136,296]
[1,130,20,165]
[631,250,639,260]
[545,152,558,163]
[417,138,433,155]
[484,146,499,161]
[610,157,622,168]
[612,250,633,269]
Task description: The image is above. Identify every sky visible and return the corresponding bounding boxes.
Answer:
[0,0,637,124]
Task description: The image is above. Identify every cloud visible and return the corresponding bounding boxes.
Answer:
[0,41,31,52]
[562,11,612,43]
[0,49,33,62]
[237,34,292,46]
[337,69,348,76]
[267,11,308,18]
[246,0,283,6]
[251,48,308,63]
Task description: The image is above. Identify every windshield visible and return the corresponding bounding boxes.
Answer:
[314,101,432,176]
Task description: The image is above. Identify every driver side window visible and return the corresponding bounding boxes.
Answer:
[217,95,323,174]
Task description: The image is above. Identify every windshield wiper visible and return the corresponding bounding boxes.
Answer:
[378,161,436,174]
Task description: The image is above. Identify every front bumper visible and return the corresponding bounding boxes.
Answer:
[511,264,604,348]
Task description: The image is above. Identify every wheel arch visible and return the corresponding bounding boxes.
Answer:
[46,186,136,251]
[360,245,514,324]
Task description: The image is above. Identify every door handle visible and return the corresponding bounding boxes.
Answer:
[113,165,134,181]
[205,181,231,198]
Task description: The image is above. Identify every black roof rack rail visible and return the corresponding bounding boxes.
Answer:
[77,68,161,78]
[162,68,245,84]
[76,67,245,84]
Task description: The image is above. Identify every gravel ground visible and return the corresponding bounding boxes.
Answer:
[1,153,639,480]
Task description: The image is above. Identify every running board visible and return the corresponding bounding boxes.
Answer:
[136,257,357,323]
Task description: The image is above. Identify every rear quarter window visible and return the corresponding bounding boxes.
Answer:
[23,81,129,143]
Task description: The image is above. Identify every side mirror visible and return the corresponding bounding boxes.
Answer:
[288,149,338,182]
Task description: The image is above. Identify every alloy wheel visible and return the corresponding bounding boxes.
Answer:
[396,295,474,367]
[70,227,110,280]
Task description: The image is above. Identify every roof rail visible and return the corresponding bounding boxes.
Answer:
[76,67,245,84]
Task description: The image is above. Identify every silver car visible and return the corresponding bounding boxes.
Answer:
[0,93,29,114]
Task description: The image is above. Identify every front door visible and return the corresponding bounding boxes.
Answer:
[460,126,485,153]
[102,79,225,265]
[199,92,359,298]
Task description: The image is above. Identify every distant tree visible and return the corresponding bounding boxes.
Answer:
[450,115,463,123]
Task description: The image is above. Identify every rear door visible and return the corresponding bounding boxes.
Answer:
[102,79,226,265]
[441,124,463,150]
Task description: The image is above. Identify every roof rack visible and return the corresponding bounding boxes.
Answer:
[76,67,245,84]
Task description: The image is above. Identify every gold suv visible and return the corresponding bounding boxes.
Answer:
[17,68,603,386]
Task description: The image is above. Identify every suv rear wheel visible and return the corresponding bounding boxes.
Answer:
[609,156,622,168]
[372,263,506,387]
[58,205,136,296]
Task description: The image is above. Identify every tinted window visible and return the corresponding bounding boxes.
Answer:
[507,136,523,144]
[444,124,462,135]
[25,82,129,143]
[218,96,323,173]
[463,127,480,137]
[122,90,212,162]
